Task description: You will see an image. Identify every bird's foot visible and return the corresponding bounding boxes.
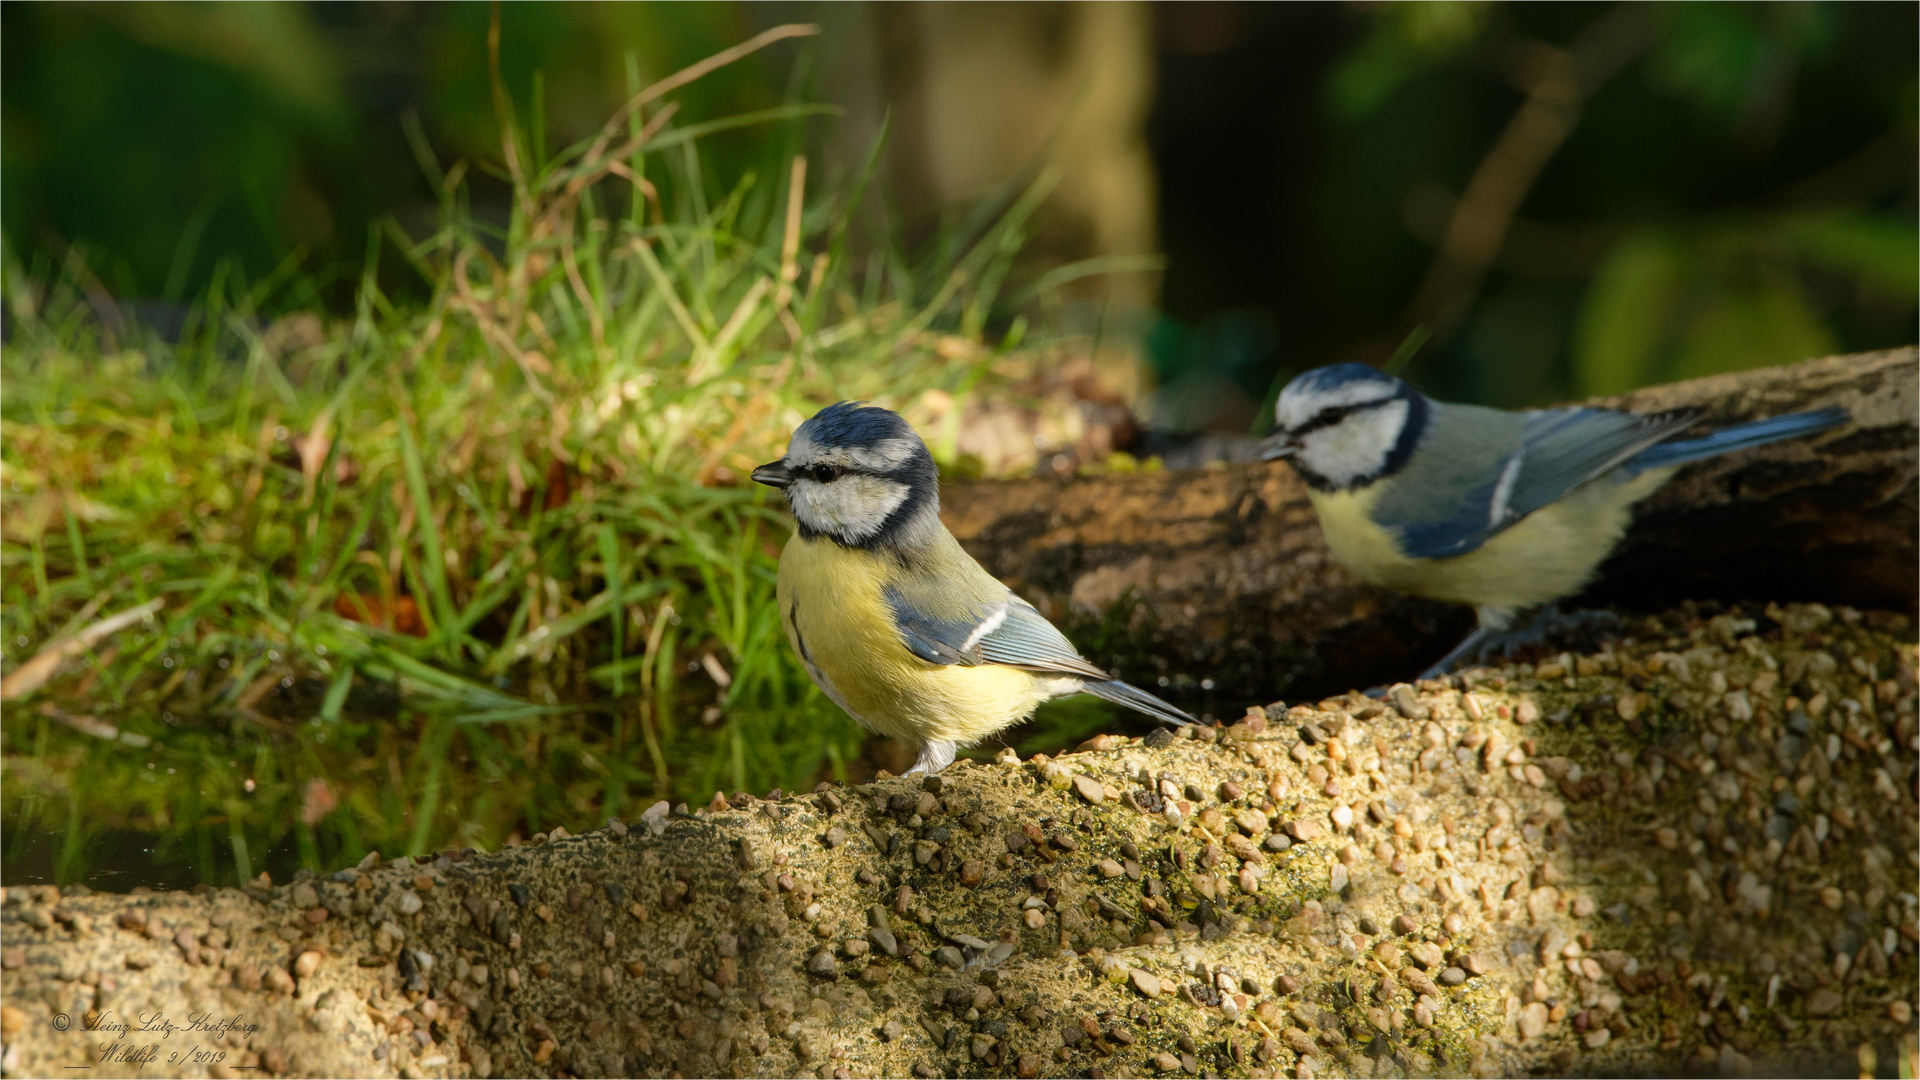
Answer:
[1423,605,1624,679]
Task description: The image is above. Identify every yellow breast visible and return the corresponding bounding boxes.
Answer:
[1309,468,1672,610]
[775,533,1056,745]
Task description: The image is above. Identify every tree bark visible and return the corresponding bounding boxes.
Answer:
[940,348,1918,703]
[2,604,1914,1079]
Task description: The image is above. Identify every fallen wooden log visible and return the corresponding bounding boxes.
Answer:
[941,349,1917,704]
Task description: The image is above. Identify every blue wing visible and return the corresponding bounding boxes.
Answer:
[883,587,1194,726]
[883,587,1107,678]
[1393,407,1696,560]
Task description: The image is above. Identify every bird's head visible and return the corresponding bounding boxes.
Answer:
[1259,363,1429,492]
[752,402,941,549]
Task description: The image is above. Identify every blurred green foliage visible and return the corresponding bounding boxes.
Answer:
[0,22,1118,887]
[7,2,1912,410]
[1151,1,1914,420]
[1,2,800,305]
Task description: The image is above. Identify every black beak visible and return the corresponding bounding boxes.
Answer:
[751,459,795,489]
[1257,433,1296,461]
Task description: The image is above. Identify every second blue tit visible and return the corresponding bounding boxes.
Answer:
[752,402,1194,775]
[1260,364,1847,677]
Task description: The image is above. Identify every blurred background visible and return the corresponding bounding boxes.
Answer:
[3,1,1915,888]
[7,1,1914,427]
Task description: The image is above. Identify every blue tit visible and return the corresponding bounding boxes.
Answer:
[1260,364,1848,677]
[752,402,1194,774]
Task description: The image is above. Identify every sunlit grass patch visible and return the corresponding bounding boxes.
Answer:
[0,25,1122,887]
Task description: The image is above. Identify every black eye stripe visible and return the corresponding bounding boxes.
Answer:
[1289,397,1396,437]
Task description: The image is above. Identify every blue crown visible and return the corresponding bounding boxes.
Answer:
[1290,363,1401,395]
[800,401,918,449]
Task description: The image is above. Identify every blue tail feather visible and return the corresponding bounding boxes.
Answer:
[1080,679,1196,727]
[1624,407,1847,474]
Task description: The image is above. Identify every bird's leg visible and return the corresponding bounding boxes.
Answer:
[1422,603,1625,680]
[1494,603,1622,659]
[907,740,956,776]
[1416,605,1514,681]
[1417,629,1497,682]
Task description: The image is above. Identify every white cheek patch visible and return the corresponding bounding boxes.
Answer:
[1297,399,1409,488]
[788,475,911,542]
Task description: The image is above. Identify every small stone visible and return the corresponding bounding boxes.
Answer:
[869,927,899,957]
[1330,805,1354,830]
[1389,685,1422,719]
[881,1019,906,1042]
[0,1005,25,1036]
[934,946,964,969]
[1153,1052,1181,1072]
[1462,953,1493,976]
[1285,818,1325,842]
[1130,969,1162,999]
[1097,860,1125,879]
[1263,834,1292,853]
[1407,942,1443,969]
[508,884,531,907]
[1805,988,1842,1016]
[412,874,434,892]
[960,860,984,886]
[1438,967,1467,986]
[824,827,847,849]
[294,951,322,978]
[1400,967,1440,998]
[1583,1028,1611,1049]
[1888,1000,1912,1025]
[1073,776,1107,805]
[807,951,838,978]
[1024,909,1046,930]
[1330,864,1349,892]
[1519,1001,1549,1039]
[1017,1051,1040,1078]
[395,890,423,916]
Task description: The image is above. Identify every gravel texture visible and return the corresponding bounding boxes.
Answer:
[0,602,1914,1079]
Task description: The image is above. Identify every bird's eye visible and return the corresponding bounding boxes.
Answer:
[808,464,843,483]
[1296,402,1366,435]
